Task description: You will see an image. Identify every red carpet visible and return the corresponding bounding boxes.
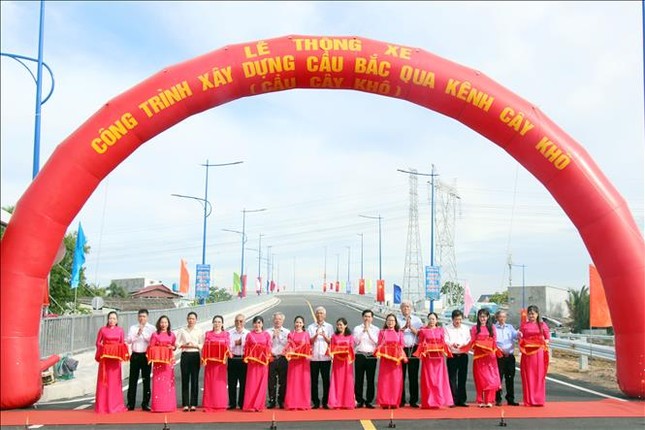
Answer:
[1,400,644,426]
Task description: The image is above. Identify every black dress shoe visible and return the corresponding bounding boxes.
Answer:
[356,402,364,408]
[365,403,375,409]
[312,404,320,409]
[508,401,520,406]
[227,406,236,410]
[278,403,284,409]
[495,401,503,407]
[127,406,135,411]
[322,405,330,410]
[142,405,151,412]
[457,403,469,407]
[410,403,419,408]
[267,402,276,409]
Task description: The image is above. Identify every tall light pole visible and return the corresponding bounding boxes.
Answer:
[346,246,351,293]
[257,233,264,292]
[359,214,383,280]
[240,208,266,296]
[357,233,364,280]
[1,1,54,178]
[508,255,527,309]
[266,245,273,293]
[336,253,340,289]
[200,160,243,263]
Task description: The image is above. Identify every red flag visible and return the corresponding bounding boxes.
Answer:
[179,259,189,294]
[335,281,340,292]
[359,278,365,295]
[323,283,327,292]
[590,264,612,327]
[241,274,247,298]
[376,279,385,303]
[270,280,276,292]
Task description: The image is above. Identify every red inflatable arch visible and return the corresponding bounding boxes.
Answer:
[1,35,643,408]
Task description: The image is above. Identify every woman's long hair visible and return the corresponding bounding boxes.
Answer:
[105,311,118,327]
[527,305,542,324]
[335,317,351,335]
[382,313,400,331]
[156,315,171,334]
[475,308,494,337]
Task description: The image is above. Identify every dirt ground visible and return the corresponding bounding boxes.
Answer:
[543,350,619,392]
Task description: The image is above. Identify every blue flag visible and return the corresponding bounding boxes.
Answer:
[393,284,402,304]
[70,223,86,289]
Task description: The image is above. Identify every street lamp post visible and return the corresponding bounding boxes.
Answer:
[240,208,266,296]
[359,214,383,280]
[346,246,351,292]
[258,233,264,292]
[172,160,242,265]
[508,256,527,309]
[357,233,364,280]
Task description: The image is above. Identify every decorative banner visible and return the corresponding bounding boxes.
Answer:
[241,274,247,298]
[424,265,441,300]
[376,279,385,303]
[1,34,643,409]
[70,223,86,289]
[358,278,365,295]
[233,272,241,294]
[463,283,474,318]
[393,284,402,304]
[335,281,340,292]
[323,282,327,293]
[590,264,612,328]
[195,264,210,300]
[179,259,189,294]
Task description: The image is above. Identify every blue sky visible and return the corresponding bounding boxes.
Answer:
[1,1,643,303]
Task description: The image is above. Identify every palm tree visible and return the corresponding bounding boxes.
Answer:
[566,285,590,333]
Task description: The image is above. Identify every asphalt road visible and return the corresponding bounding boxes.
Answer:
[29,294,642,430]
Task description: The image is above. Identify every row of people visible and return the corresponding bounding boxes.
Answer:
[93,303,550,414]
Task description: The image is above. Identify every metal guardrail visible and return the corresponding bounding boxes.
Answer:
[549,338,615,361]
[39,294,273,358]
[40,292,617,363]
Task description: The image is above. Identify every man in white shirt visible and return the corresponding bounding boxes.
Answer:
[444,309,472,407]
[397,300,423,407]
[266,311,290,409]
[176,311,204,411]
[307,306,334,409]
[126,308,155,411]
[353,309,379,409]
[228,313,249,409]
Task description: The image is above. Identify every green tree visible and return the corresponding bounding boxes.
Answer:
[78,283,107,298]
[566,285,590,333]
[106,281,129,298]
[441,281,464,306]
[207,287,232,303]
[488,290,509,305]
[0,205,15,239]
[49,230,90,314]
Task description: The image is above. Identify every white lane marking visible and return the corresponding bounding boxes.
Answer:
[544,374,626,401]
[27,425,44,429]
[73,403,92,410]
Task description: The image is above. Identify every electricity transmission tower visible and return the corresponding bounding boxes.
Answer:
[402,168,424,303]
[433,178,461,306]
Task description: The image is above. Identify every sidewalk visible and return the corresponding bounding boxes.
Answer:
[37,297,280,404]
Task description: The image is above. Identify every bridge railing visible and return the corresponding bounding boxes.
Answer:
[39,294,271,358]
